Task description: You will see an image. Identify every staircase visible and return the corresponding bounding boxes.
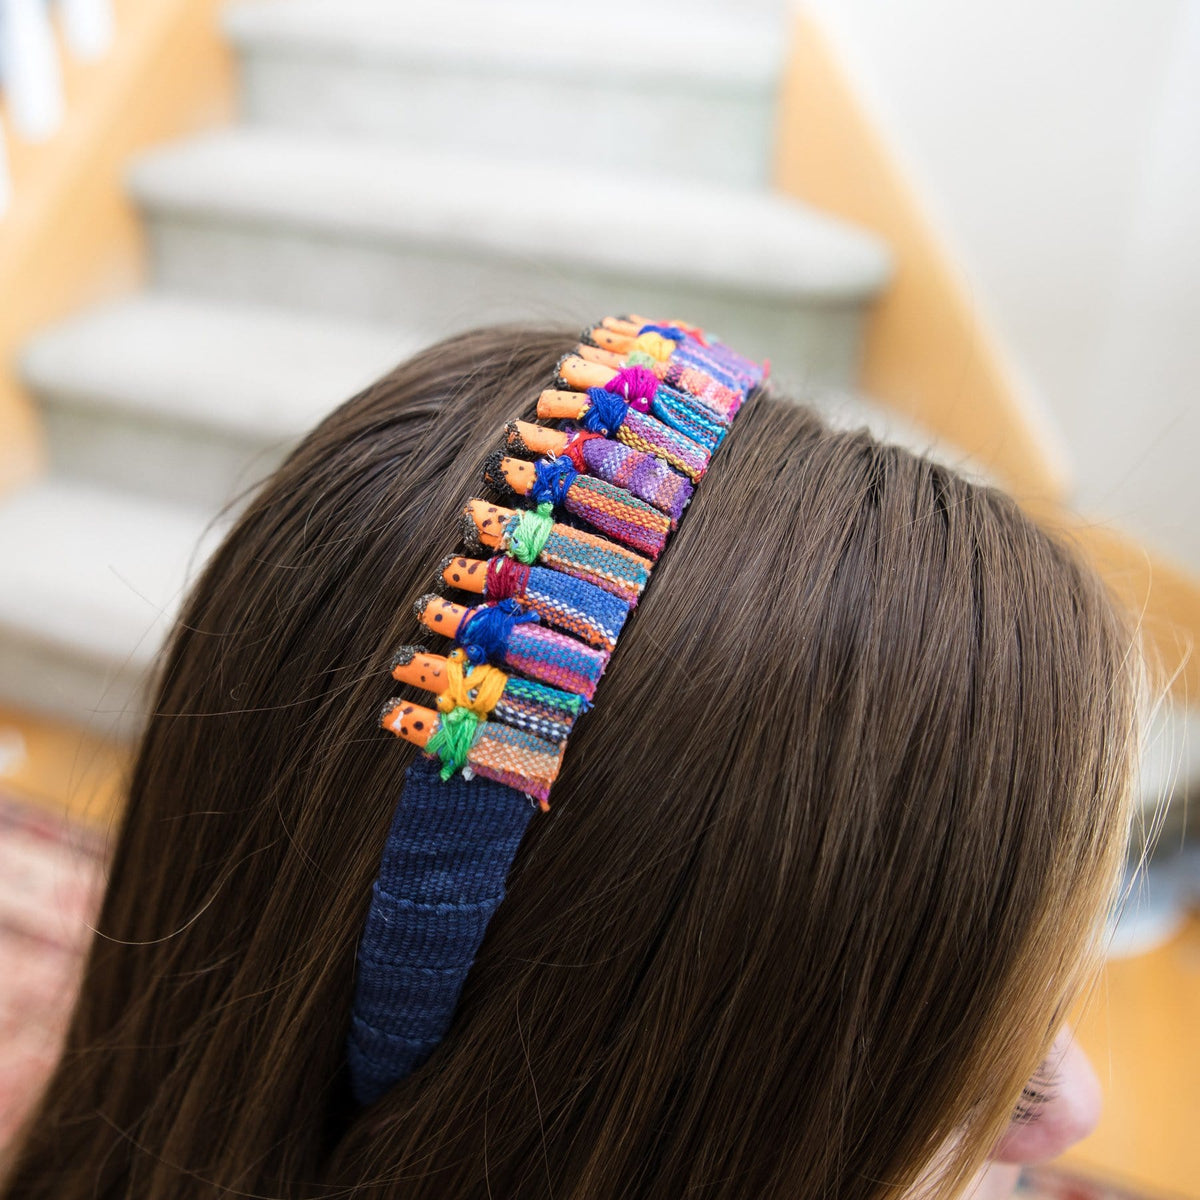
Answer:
[0,0,895,739]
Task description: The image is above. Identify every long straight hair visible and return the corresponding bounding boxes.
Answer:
[2,326,1141,1199]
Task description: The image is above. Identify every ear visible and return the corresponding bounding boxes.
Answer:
[989,1028,1102,1164]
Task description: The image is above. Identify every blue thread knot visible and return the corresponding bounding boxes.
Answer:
[458,599,539,665]
[638,324,685,342]
[530,456,578,507]
[584,387,628,436]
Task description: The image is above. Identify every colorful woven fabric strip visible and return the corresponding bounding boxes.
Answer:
[493,509,650,605]
[484,452,670,558]
[503,422,693,525]
[556,468,670,558]
[352,314,766,1106]
[658,360,745,423]
[456,600,607,701]
[572,431,693,523]
[396,702,563,807]
[601,364,728,450]
[646,325,765,395]
[643,380,727,451]
[499,620,606,701]
[465,719,564,807]
[580,387,711,482]
[493,673,585,745]
[483,555,628,652]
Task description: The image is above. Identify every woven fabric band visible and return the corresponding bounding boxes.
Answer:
[350,316,765,1104]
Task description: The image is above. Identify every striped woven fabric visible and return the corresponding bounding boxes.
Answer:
[382,702,564,809]
[500,620,607,700]
[659,360,745,423]
[483,556,629,652]
[483,451,670,558]
[642,380,727,451]
[505,424,693,524]
[553,470,670,558]
[600,362,731,449]
[670,336,763,394]
[662,357,744,424]
[494,510,651,605]
[626,321,764,396]
[492,674,585,744]
[465,720,564,806]
[572,433,693,523]
[453,601,608,700]
[605,404,710,482]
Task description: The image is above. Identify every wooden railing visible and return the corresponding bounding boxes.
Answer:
[0,0,233,493]
[0,1,116,213]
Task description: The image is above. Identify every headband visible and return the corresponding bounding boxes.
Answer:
[347,316,767,1105]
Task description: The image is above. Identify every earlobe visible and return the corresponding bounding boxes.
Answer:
[966,1161,1023,1200]
[989,1029,1102,1165]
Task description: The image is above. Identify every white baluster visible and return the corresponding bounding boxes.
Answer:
[60,0,113,60]
[0,0,66,142]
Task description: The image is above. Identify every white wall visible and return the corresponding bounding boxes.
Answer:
[802,0,1200,570]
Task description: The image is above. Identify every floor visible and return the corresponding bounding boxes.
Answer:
[1066,910,1200,1195]
[0,705,1196,1195]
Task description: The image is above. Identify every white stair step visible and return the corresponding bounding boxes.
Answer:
[128,130,892,386]
[129,130,887,301]
[21,294,414,508]
[224,0,785,186]
[0,480,222,736]
[225,0,783,82]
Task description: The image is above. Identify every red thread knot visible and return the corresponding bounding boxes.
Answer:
[564,431,605,473]
[485,554,531,601]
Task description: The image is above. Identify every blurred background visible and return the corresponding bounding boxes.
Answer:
[0,0,1196,1194]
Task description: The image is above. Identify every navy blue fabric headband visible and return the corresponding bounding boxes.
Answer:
[347,761,531,1105]
[347,317,765,1105]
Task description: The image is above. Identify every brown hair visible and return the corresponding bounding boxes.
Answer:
[2,325,1141,1199]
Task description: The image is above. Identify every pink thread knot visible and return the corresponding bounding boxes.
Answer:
[605,366,658,413]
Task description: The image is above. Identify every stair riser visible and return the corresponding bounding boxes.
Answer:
[145,217,868,387]
[238,55,776,187]
[39,399,289,510]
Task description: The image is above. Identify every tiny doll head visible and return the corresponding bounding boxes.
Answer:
[2,325,1143,1200]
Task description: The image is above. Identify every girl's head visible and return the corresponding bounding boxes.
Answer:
[3,325,1142,1199]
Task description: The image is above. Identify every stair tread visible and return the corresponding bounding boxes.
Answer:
[223,0,784,88]
[128,130,892,302]
[0,480,221,668]
[21,294,414,441]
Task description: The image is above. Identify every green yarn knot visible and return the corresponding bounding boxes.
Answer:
[625,350,656,367]
[427,706,481,780]
[508,501,554,565]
